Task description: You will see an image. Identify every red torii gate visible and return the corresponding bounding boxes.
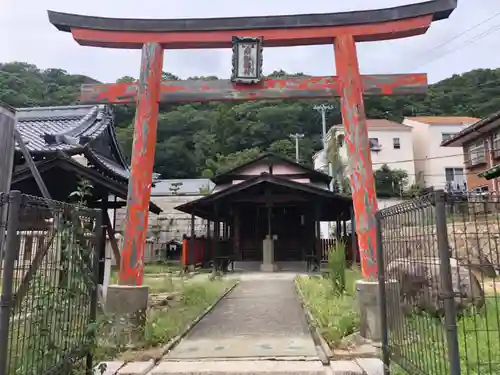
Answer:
[48,0,456,285]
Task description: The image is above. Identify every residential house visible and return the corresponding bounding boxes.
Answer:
[313,118,417,189]
[403,116,479,192]
[441,111,500,193]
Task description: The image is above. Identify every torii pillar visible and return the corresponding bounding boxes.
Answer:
[47,0,457,285]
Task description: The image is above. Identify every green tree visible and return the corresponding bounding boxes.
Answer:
[374,164,409,198]
[2,62,499,180]
[206,148,262,175]
[267,139,296,160]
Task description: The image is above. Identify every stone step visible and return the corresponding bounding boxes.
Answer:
[147,360,326,375]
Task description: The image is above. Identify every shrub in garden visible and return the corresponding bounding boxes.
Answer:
[327,240,347,294]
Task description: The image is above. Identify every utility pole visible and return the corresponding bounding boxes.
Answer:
[289,133,304,162]
[313,104,335,149]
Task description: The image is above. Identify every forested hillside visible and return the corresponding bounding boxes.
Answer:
[2,61,500,179]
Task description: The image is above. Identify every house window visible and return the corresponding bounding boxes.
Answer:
[369,138,380,150]
[445,167,466,192]
[493,132,500,158]
[468,140,486,165]
[442,133,456,142]
[393,138,401,149]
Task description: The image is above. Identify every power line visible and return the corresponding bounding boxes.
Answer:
[407,10,500,68]
[371,153,465,165]
[411,21,500,70]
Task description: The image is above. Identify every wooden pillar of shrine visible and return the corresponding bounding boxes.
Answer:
[334,35,378,278]
[120,42,164,285]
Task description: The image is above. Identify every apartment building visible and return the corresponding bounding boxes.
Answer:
[403,116,479,192]
[441,111,500,193]
[313,119,416,186]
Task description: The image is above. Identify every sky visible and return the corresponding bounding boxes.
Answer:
[1,0,500,84]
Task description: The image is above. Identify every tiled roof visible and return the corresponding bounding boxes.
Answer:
[15,104,130,181]
[16,105,109,153]
[406,116,479,125]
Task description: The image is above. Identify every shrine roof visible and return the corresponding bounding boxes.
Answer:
[11,156,162,214]
[211,153,332,185]
[48,1,456,33]
[15,104,131,182]
[175,172,352,221]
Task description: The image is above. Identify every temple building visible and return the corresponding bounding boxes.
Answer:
[175,153,354,271]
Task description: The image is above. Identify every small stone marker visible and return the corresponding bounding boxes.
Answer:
[117,360,155,375]
[94,361,125,375]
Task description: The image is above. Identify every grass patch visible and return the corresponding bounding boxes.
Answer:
[390,296,500,375]
[95,276,236,362]
[296,268,361,348]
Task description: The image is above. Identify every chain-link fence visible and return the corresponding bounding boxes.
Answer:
[0,191,101,375]
[376,190,500,375]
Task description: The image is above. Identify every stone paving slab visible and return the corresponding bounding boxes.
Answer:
[117,360,155,375]
[328,360,364,375]
[149,360,326,375]
[165,280,317,360]
[355,358,385,375]
[164,337,317,359]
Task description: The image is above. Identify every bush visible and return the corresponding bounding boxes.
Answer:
[327,240,347,294]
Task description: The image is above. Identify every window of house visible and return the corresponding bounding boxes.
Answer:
[442,133,456,142]
[445,167,466,192]
[393,138,401,149]
[369,138,380,150]
[493,131,500,158]
[468,140,486,165]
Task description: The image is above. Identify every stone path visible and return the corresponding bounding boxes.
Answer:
[97,272,385,374]
[164,277,317,360]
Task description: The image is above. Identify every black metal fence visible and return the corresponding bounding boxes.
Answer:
[376,190,500,375]
[0,191,101,375]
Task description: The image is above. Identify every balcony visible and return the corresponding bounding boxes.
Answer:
[466,151,486,167]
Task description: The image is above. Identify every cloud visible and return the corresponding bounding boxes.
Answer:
[2,0,500,83]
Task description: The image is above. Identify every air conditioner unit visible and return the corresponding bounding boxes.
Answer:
[371,144,382,152]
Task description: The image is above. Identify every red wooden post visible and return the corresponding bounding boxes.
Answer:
[334,34,378,279]
[119,42,164,285]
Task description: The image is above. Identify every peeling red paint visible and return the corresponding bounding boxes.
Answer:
[68,15,434,49]
[334,34,379,279]
[80,74,427,104]
[119,42,163,286]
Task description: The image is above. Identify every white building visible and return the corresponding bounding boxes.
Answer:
[403,116,479,192]
[313,119,416,186]
[313,119,416,238]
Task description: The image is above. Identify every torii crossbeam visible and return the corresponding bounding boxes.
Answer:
[48,0,457,285]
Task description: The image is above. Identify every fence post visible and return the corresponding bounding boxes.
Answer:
[87,208,103,373]
[0,103,16,272]
[0,191,22,375]
[375,211,390,375]
[434,190,461,375]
